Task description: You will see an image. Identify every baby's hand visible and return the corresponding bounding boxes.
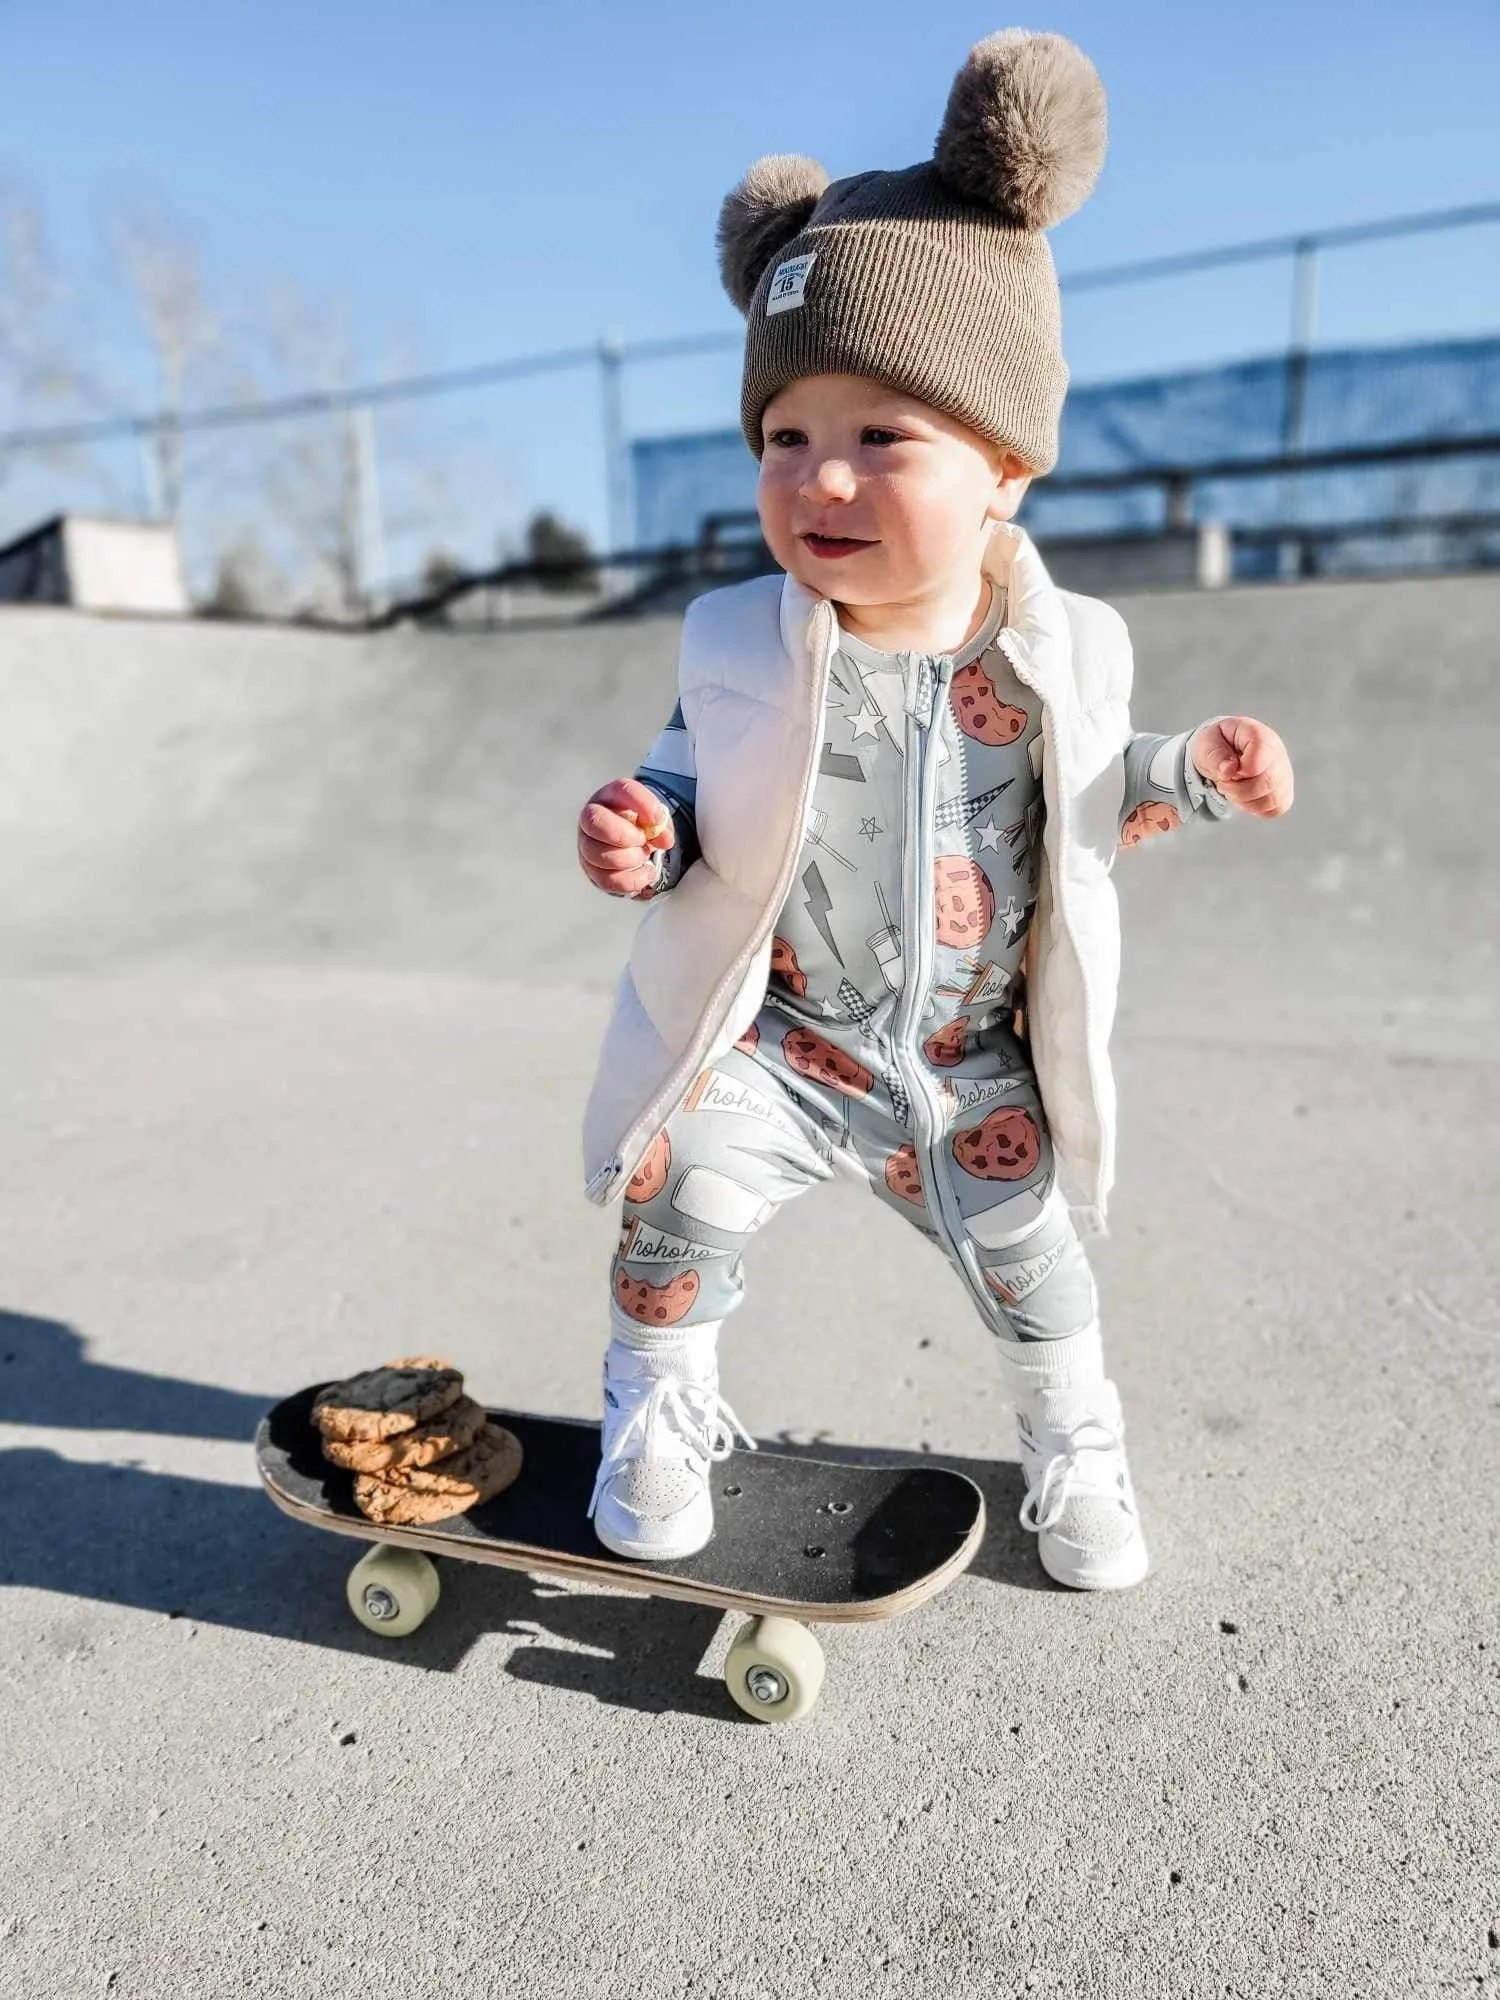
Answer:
[577,778,675,898]
[1190,717,1294,818]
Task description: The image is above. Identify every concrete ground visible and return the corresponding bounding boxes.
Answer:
[1,572,1497,1999]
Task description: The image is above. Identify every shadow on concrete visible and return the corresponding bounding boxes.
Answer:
[1,1311,1047,1720]
[0,1443,1045,1723]
[0,1448,734,1706]
[0,1309,270,1441]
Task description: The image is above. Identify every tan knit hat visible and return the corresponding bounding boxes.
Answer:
[718,29,1107,475]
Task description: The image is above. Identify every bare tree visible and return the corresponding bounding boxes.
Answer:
[241,282,373,618]
[2,185,520,611]
[107,199,224,523]
[0,176,128,510]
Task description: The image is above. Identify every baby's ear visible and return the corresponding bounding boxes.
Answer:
[717,155,830,313]
[986,454,1033,524]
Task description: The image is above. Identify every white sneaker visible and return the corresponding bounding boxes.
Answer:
[1014,1379,1149,1590]
[588,1337,756,1561]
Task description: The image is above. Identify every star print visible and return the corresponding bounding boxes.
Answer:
[859,817,883,842]
[819,997,840,1018]
[997,895,1027,943]
[976,817,1004,852]
[847,701,883,741]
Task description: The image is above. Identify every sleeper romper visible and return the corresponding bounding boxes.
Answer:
[609,583,1229,1352]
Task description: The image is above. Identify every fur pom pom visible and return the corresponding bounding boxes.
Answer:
[717,154,831,312]
[934,29,1106,231]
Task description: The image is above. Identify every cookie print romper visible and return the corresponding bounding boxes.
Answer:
[610,586,1228,1353]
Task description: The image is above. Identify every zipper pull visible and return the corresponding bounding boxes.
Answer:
[903,654,939,728]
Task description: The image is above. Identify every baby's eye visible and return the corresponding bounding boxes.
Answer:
[862,427,903,446]
[765,428,806,450]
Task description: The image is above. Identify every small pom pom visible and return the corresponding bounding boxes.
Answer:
[934,29,1107,231]
[717,154,831,312]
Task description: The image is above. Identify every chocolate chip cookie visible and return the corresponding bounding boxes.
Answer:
[312,1359,464,1444]
[321,1393,486,1473]
[353,1423,524,1526]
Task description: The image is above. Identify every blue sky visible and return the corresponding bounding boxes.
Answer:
[2,0,1497,577]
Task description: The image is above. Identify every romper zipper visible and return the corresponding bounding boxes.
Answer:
[890,654,1009,1325]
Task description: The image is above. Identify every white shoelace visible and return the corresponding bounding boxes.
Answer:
[1018,1416,1135,1533]
[587,1374,757,1519]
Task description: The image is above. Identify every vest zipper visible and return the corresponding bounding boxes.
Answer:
[992,629,1105,1209]
[589,600,840,1206]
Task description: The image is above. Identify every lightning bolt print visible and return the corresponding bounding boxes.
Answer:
[836,977,908,1122]
[819,741,868,782]
[883,1067,911,1126]
[836,977,876,1032]
[1007,800,1045,877]
[800,861,844,966]
[934,780,1015,834]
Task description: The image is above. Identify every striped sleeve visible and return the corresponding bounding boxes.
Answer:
[633,700,701,893]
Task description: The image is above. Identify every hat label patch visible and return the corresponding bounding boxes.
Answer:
[766,252,817,316]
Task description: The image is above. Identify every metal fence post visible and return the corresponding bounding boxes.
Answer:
[1283,236,1321,455]
[1278,237,1322,575]
[599,336,631,560]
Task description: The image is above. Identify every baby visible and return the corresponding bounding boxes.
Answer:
[575,29,1293,1589]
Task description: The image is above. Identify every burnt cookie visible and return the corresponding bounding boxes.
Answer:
[313,1359,465,1443]
[321,1393,486,1473]
[353,1422,523,1526]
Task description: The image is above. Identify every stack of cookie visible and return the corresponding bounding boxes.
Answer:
[312,1356,523,1525]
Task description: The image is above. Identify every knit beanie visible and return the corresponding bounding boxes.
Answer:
[717,29,1107,475]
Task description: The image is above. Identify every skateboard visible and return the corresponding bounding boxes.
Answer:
[256,1384,985,1722]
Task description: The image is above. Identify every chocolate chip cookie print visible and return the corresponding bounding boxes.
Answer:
[614,590,1232,1351]
[614,1267,701,1327]
[952,1105,1043,1182]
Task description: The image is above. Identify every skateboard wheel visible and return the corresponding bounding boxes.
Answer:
[724,1616,825,1723]
[346,1546,441,1638]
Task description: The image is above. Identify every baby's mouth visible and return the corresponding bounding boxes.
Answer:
[802,532,877,560]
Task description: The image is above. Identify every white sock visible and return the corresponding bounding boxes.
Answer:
[606,1312,720,1384]
[996,1321,1105,1397]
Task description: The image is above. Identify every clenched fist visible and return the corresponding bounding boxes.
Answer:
[577,777,675,898]
[1190,717,1294,818]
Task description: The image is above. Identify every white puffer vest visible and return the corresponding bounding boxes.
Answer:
[582,525,1134,1240]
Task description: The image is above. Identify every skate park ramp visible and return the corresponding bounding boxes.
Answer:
[2,572,1497,1999]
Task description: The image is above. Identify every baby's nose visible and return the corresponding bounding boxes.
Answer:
[802,457,858,502]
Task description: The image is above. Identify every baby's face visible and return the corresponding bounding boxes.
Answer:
[757,375,1031,610]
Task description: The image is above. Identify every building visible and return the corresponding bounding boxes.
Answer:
[0,514,191,616]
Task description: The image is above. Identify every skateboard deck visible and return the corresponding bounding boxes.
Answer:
[257,1385,985,1624]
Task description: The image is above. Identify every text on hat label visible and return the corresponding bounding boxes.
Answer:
[766,253,817,316]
